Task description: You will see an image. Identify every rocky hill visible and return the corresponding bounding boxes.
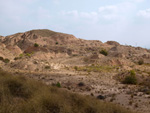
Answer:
[1,29,149,70]
[0,29,150,113]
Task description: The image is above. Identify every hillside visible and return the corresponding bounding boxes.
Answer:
[0,29,150,113]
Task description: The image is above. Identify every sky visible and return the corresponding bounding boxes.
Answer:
[0,0,150,48]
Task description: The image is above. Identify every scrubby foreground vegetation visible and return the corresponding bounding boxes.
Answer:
[0,69,135,113]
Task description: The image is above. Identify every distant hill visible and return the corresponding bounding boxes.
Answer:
[0,29,149,66]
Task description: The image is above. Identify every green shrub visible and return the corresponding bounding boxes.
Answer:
[56,82,61,88]
[0,57,10,63]
[14,57,22,60]
[19,53,24,57]
[34,43,39,47]
[25,53,31,57]
[138,59,144,65]
[0,56,4,61]
[3,58,10,63]
[100,49,108,56]
[123,70,137,85]
[52,82,61,88]
[123,75,137,84]
[14,54,24,60]
[74,66,78,71]
[56,42,58,45]
[45,66,50,69]
[130,70,135,76]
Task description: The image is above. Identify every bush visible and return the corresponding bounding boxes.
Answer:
[138,59,144,65]
[3,58,10,63]
[14,57,22,60]
[74,66,78,71]
[56,82,61,88]
[52,82,61,88]
[130,70,136,76]
[0,57,10,63]
[123,70,137,85]
[100,49,108,56]
[25,53,31,57]
[0,56,4,61]
[56,42,58,45]
[123,75,137,85]
[34,43,39,47]
[19,53,24,57]
[78,82,85,87]
[45,66,50,69]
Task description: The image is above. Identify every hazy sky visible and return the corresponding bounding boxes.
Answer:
[0,0,150,48]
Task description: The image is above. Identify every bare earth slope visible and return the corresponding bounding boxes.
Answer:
[0,29,150,113]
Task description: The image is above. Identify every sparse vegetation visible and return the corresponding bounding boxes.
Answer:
[30,29,57,37]
[25,53,32,57]
[100,49,108,56]
[74,65,115,72]
[14,54,24,60]
[72,54,78,57]
[56,42,58,45]
[0,69,135,113]
[14,53,33,60]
